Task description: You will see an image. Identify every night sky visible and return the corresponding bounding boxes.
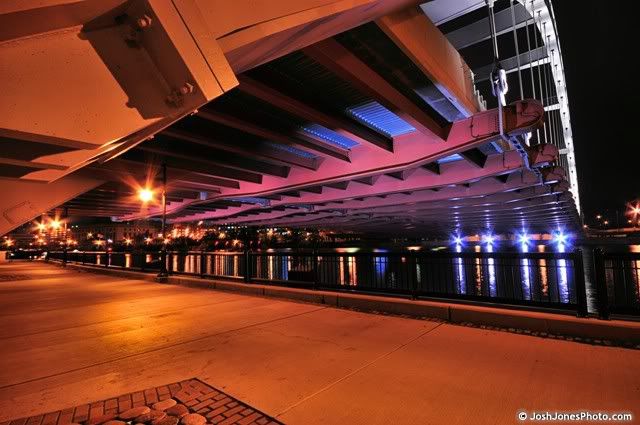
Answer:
[553,2,639,223]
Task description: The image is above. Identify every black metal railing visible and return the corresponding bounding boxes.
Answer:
[48,250,247,280]
[593,249,640,318]
[249,251,586,313]
[48,249,591,316]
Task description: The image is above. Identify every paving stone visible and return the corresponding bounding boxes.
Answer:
[152,400,177,412]
[86,414,118,425]
[180,414,206,425]
[165,404,189,419]
[134,410,166,424]
[152,417,178,425]
[2,380,282,425]
[237,413,262,425]
[119,407,151,420]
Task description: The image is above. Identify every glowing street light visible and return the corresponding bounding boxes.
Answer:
[138,188,154,203]
[124,238,132,245]
[50,219,61,230]
[138,163,168,282]
[517,232,530,252]
[482,234,495,246]
[552,229,568,246]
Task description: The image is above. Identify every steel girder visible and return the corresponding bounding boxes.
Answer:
[170,148,560,224]
[125,99,545,221]
[1,0,487,236]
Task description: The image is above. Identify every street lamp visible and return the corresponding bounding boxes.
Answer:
[138,188,154,203]
[139,163,168,282]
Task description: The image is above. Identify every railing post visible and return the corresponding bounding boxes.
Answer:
[573,249,588,317]
[200,251,206,278]
[62,246,67,267]
[593,248,610,320]
[312,249,319,290]
[410,251,418,300]
[105,252,110,268]
[243,250,251,283]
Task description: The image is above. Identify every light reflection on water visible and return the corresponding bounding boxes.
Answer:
[486,244,497,297]
[521,244,531,300]
[557,243,569,303]
[112,247,592,305]
[454,243,466,294]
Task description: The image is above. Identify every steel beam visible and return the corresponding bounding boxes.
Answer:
[473,47,549,83]
[304,38,447,140]
[201,178,567,226]
[143,100,545,221]
[444,2,530,50]
[377,6,481,116]
[0,172,104,236]
[169,147,559,224]
[1,0,238,183]
[138,143,290,178]
[213,0,424,72]
[196,110,351,162]
[162,128,319,170]
[120,152,263,184]
[236,75,393,151]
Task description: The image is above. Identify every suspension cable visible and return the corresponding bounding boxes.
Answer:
[510,0,524,99]
[549,48,559,149]
[533,8,548,145]
[487,0,500,61]
[485,0,538,174]
[542,23,554,148]
[486,0,509,152]
[524,2,540,144]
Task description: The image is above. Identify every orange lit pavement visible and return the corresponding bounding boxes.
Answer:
[0,262,638,424]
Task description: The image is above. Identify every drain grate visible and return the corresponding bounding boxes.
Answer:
[2,378,282,425]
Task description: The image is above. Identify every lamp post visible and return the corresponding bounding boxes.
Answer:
[158,162,169,282]
[139,163,169,282]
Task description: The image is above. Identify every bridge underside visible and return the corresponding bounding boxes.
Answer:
[0,0,579,237]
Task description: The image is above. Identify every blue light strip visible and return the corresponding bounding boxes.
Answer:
[346,101,415,137]
[300,124,358,149]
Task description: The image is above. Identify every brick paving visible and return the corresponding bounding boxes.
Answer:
[0,379,282,425]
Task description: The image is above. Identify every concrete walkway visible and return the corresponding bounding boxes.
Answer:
[0,261,638,424]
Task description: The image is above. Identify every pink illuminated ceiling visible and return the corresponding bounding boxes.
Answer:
[0,1,579,237]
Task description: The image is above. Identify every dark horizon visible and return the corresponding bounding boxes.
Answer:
[554,1,638,223]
